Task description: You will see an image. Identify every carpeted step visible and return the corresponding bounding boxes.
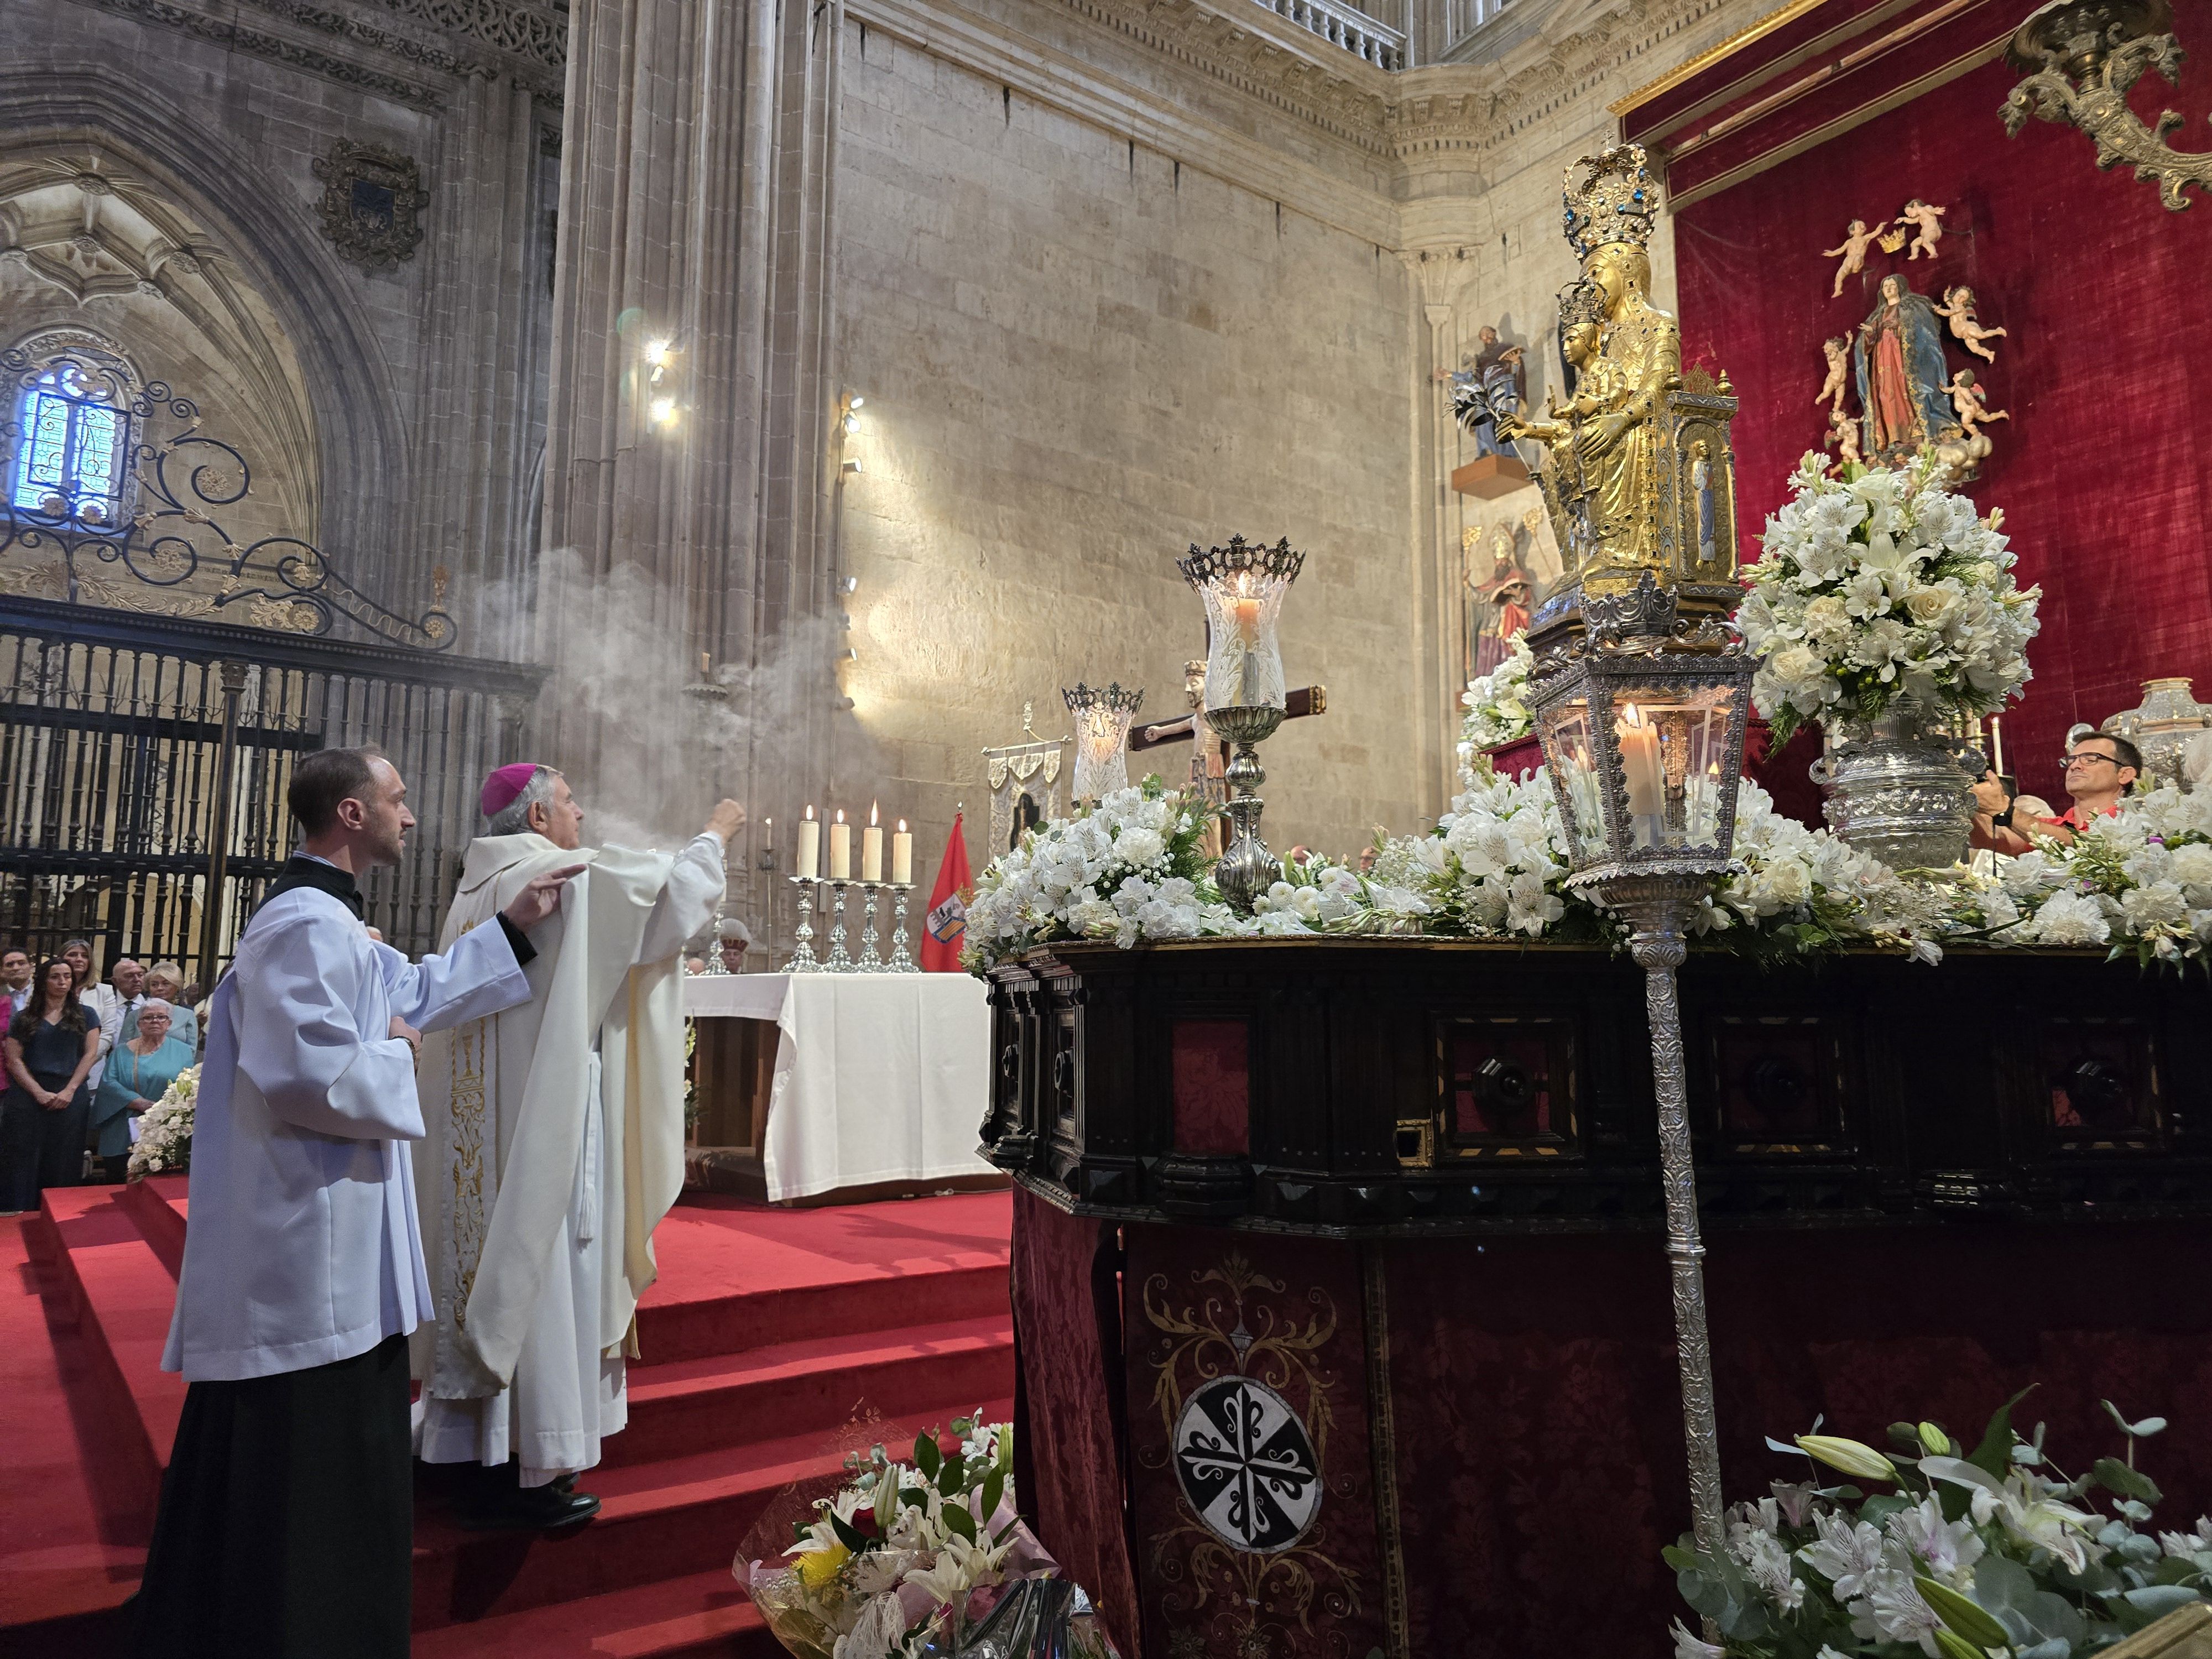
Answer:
[610,1313,1014,1468]
[23,1190,190,1519]
[410,1567,781,1658]
[410,1396,1016,1632]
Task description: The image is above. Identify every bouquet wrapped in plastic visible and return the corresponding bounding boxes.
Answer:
[735,1415,1118,1659]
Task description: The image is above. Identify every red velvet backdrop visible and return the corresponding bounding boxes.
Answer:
[1673,48,2212,807]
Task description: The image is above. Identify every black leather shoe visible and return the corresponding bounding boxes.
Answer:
[452,1477,602,1532]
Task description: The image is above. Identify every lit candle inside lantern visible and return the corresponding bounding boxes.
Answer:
[1617,703,1665,818]
[892,819,912,885]
[862,801,884,882]
[796,806,819,879]
[830,809,852,880]
[1989,713,2005,778]
[764,816,773,853]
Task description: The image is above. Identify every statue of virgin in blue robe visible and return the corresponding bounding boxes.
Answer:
[1852,273,1958,465]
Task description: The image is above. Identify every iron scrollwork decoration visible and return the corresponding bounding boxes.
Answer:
[311,140,432,271]
[2001,0,2212,211]
[1,344,457,650]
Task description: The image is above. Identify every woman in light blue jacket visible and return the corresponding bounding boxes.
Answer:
[92,999,194,1182]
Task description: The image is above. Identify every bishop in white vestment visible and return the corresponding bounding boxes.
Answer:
[411,764,741,1526]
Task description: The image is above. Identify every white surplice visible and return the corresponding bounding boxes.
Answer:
[411,831,719,1484]
[162,888,534,1382]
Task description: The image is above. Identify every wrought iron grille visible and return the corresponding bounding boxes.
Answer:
[0,596,546,984]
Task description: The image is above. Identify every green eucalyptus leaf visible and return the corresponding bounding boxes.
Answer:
[2095,1457,2165,1507]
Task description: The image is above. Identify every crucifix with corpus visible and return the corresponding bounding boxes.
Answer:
[1128,659,1328,857]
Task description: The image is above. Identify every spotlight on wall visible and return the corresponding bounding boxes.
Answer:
[840,646,858,662]
[839,575,859,594]
[840,612,854,630]
[646,338,674,383]
[849,395,865,410]
[649,396,678,427]
[840,457,863,476]
[843,413,860,434]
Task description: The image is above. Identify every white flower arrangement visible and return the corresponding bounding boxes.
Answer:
[738,1418,1114,1659]
[962,770,2212,974]
[1459,632,1536,754]
[1739,453,2041,746]
[1671,1399,2209,1659]
[126,1063,197,1179]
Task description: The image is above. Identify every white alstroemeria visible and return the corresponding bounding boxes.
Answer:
[1855,1559,1943,1657]
[1801,1510,1886,1600]
[1670,1619,1726,1659]
[2160,1517,2212,1559]
[1886,1493,1984,1585]
[901,1530,1011,1610]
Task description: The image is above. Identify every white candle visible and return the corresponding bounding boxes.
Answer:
[1617,706,1665,817]
[862,801,883,882]
[1990,713,2005,777]
[830,810,852,880]
[892,820,912,885]
[797,807,819,879]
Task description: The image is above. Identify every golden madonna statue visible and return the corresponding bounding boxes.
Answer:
[1503,144,1741,640]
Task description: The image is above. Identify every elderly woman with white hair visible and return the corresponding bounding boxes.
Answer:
[124,961,198,1048]
[92,998,194,1181]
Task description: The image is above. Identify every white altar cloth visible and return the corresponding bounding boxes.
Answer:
[682,972,995,1202]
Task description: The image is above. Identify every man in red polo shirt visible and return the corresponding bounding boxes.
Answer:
[1971,732,2141,856]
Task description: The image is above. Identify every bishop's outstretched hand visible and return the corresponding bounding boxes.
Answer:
[503,864,588,932]
[704,799,745,844]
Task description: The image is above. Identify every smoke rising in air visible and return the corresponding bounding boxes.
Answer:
[476,547,884,860]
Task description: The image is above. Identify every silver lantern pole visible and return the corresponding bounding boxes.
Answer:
[1526,572,1756,1567]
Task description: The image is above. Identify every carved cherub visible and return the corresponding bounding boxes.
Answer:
[1933,285,2007,363]
[1814,336,1850,411]
[1896,199,1946,261]
[1825,404,1862,466]
[1940,368,2010,438]
[1823,219,1883,298]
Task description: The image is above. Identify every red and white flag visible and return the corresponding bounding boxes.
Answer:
[920,813,974,972]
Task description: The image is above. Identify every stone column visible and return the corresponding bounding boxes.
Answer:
[410,71,554,650]
[540,0,847,927]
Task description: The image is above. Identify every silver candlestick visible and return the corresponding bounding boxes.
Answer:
[888,883,918,972]
[705,889,730,974]
[1204,702,1286,915]
[826,879,853,972]
[858,880,884,971]
[787,875,821,973]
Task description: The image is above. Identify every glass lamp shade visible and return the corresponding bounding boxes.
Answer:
[1176,536,1306,712]
[1064,682,1144,802]
[1532,649,1756,884]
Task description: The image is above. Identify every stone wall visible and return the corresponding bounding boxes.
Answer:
[833,27,1421,867]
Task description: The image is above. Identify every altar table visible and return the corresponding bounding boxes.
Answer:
[685,972,995,1202]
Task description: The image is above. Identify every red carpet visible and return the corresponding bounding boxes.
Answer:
[3,1180,1014,1657]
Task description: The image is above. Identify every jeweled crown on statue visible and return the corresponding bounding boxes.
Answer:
[1510,143,1743,649]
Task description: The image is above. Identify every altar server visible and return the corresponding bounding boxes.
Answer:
[134,747,581,1659]
[413,764,741,1529]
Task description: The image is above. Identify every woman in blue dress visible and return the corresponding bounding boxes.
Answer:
[93,998,195,1182]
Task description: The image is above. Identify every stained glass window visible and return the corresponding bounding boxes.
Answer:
[11,369,129,521]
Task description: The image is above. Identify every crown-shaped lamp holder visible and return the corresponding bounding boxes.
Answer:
[1177,535,1307,914]
[1064,682,1144,804]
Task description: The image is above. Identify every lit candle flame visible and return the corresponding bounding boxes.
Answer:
[804,804,816,821]
[869,800,879,826]
[897,819,907,833]
[835,808,845,825]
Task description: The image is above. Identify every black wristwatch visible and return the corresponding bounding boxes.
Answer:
[1991,805,2015,829]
